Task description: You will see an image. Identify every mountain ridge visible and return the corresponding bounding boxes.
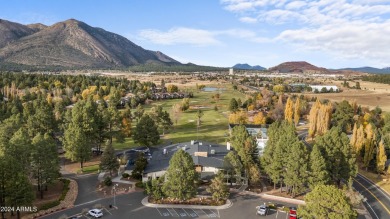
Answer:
[232,63,266,70]
[0,18,180,68]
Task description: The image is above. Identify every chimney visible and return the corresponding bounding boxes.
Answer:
[227,142,231,150]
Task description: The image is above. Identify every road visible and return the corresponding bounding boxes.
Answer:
[353,173,390,219]
[40,191,301,219]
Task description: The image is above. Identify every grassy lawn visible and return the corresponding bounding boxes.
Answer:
[149,84,246,145]
[358,168,390,194]
[111,83,246,150]
[78,164,100,174]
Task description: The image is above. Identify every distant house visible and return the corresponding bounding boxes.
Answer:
[228,124,268,155]
[142,141,229,182]
[309,85,339,92]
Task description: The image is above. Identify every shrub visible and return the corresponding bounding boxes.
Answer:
[59,179,70,201]
[122,173,130,178]
[39,200,60,211]
[135,181,144,188]
[104,177,112,186]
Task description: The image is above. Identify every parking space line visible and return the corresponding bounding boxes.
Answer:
[275,210,279,218]
[204,209,218,218]
[103,207,112,215]
[156,208,163,216]
[193,209,207,218]
[201,209,210,218]
[167,208,180,217]
[184,208,198,217]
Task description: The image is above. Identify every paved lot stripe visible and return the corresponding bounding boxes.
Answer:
[167,208,180,217]
[156,208,163,216]
[174,208,189,217]
[156,208,171,217]
[193,209,208,218]
[183,208,198,218]
[203,209,218,218]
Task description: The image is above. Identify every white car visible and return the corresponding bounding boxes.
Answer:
[256,204,268,216]
[88,209,103,218]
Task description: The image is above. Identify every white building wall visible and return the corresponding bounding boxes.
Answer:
[142,170,166,182]
[202,167,219,173]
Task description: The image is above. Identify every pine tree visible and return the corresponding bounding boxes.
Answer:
[284,97,294,123]
[298,185,357,219]
[376,140,387,174]
[294,98,301,125]
[133,114,160,146]
[99,141,119,176]
[31,133,60,199]
[162,149,197,200]
[229,98,239,113]
[224,151,243,185]
[309,144,330,189]
[207,172,229,202]
[131,152,148,180]
[284,141,308,197]
[315,127,357,186]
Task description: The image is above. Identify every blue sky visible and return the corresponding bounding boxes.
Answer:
[1,0,390,68]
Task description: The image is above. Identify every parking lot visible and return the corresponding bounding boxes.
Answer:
[155,208,220,218]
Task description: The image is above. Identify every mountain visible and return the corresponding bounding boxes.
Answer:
[0,18,180,68]
[232,63,266,70]
[338,67,390,74]
[269,61,329,73]
[0,19,38,48]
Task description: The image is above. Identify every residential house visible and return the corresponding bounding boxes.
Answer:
[142,141,229,182]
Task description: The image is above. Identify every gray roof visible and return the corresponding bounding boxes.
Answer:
[144,141,229,174]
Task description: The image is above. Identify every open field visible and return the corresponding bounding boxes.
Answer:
[305,80,390,112]
[145,84,246,145]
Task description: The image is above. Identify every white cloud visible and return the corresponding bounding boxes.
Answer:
[239,16,258,23]
[138,27,271,46]
[138,28,221,46]
[220,0,390,65]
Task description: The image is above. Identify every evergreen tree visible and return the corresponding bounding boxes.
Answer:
[99,141,119,176]
[64,123,90,169]
[224,151,243,185]
[131,152,148,180]
[134,104,145,123]
[228,98,239,113]
[332,100,354,132]
[298,185,357,219]
[229,125,260,184]
[31,133,60,199]
[206,172,229,202]
[284,141,308,197]
[133,114,160,146]
[160,111,173,135]
[309,144,330,189]
[162,149,197,200]
[315,127,357,186]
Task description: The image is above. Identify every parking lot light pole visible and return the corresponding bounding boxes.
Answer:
[113,184,118,208]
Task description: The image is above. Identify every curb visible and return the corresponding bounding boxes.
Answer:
[141,196,233,209]
[239,191,306,205]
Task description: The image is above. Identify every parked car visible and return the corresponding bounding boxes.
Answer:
[256,204,268,216]
[289,207,297,219]
[88,209,103,218]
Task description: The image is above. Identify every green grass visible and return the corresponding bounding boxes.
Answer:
[112,84,246,149]
[149,84,246,145]
[78,164,100,174]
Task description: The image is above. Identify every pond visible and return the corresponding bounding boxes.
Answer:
[203,87,226,92]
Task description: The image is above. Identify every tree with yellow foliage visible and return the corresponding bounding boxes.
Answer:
[229,111,248,124]
[284,97,294,123]
[363,123,377,170]
[308,100,333,138]
[253,112,266,125]
[350,123,365,153]
[377,140,387,174]
[294,98,301,125]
